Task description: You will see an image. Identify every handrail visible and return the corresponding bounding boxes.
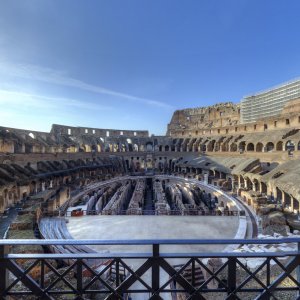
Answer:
[1,239,299,299]
[1,238,300,246]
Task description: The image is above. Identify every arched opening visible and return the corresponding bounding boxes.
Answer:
[165,145,170,152]
[221,142,229,152]
[276,187,282,202]
[286,140,295,155]
[146,142,153,152]
[256,142,263,152]
[247,143,254,151]
[238,141,246,152]
[245,177,253,190]
[276,141,283,151]
[230,143,237,152]
[261,182,267,194]
[265,142,274,152]
[253,179,259,191]
[284,192,291,209]
[207,140,216,152]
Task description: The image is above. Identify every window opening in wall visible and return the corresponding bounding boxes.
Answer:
[92,129,95,134]
[218,129,220,134]
[106,131,109,137]
[235,127,238,132]
[28,133,35,139]
[254,124,257,130]
[120,131,123,135]
[244,126,247,131]
[274,121,277,128]
[182,131,184,136]
[226,129,228,134]
[85,129,88,134]
[298,116,300,123]
[68,128,71,135]
[264,124,268,130]
[286,119,290,125]
[195,131,198,135]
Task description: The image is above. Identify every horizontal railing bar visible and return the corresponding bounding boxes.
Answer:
[1,238,300,245]
[5,250,300,259]
[7,287,300,295]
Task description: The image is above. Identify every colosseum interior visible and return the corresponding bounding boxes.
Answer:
[1,95,300,217]
[1,80,300,299]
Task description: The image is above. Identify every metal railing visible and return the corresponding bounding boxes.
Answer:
[0,238,300,299]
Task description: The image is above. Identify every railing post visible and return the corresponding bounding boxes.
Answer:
[152,244,161,299]
[76,259,83,297]
[227,257,236,299]
[298,242,300,297]
[0,244,9,298]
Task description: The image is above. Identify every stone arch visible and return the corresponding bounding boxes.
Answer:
[79,144,86,152]
[0,195,4,212]
[91,144,97,152]
[245,177,253,190]
[276,187,283,202]
[286,140,295,154]
[165,145,170,152]
[230,143,237,152]
[247,143,254,151]
[221,142,229,152]
[265,142,274,152]
[276,141,283,151]
[261,182,267,194]
[145,142,153,152]
[253,179,259,192]
[207,140,216,152]
[238,141,246,152]
[256,142,263,152]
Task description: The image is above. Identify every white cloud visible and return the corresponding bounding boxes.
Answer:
[0,89,113,111]
[0,61,174,109]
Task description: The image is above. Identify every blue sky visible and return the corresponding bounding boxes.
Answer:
[0,0,300,135]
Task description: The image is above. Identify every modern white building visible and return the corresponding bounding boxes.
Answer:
[241,78,300,123]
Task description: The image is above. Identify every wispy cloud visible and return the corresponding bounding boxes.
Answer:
[0,61,173,109]
[0,89,112,111]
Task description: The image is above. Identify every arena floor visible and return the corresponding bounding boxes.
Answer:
[67,215,240,253]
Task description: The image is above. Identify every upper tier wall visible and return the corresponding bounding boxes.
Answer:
[51,124,149,138]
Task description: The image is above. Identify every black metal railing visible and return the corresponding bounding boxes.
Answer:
[0,238,300,299]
